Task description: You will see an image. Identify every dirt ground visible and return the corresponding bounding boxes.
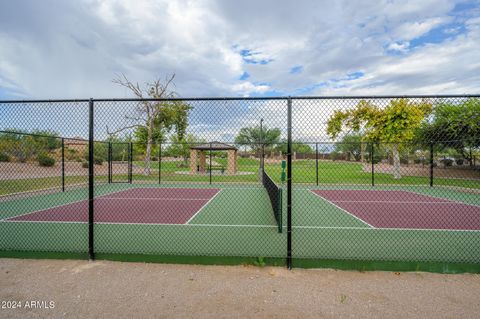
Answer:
[1,259,479,318]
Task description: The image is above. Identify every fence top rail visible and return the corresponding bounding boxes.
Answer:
[1,94,479,104]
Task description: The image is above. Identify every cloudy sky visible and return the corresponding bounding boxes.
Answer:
[0,0,479,100]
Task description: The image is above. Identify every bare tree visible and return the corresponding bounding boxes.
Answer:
[109,73,176,176]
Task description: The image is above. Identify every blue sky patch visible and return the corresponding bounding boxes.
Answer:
[290,65,303,74]
[346,71,364,80]
[239,71,250,80]
[236,48,273,65]
[409,22,467,49]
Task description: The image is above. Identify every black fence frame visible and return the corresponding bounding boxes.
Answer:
[1,94,479,269]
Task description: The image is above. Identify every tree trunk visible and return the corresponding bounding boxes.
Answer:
[392,143,401,179]
[360,142,365,163]
[144,119,154,176]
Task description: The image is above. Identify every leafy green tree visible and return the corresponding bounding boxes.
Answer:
[105,135,132,161]
[415,98,480,164]
[167,134,206,164]
[334,134,362,161]
[275,140,313,154]
[235,125,281,155]
[327,99,432,179]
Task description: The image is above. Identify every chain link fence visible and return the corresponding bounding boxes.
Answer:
[0,96,479,271]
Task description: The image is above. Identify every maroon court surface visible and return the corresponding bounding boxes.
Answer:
[312,190,480,230]
[8,188,220,224]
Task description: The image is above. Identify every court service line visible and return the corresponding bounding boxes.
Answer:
[186,190,223,224]
[308,190,375,228]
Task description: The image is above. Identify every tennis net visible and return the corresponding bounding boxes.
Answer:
[262,170,283,233]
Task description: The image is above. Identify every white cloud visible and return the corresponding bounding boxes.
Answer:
[0,0,478,100]
[391,17,451,41]
[387,41,410,53]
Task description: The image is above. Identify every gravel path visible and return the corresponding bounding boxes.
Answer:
[1,258,479,318]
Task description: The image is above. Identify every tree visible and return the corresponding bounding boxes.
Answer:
[327,99,432,179]
[167,134,205,164]
[110,74,191,175]
[234,125,281,155]
[415,98,480,164]
[275,140,313,154]
[334,134,362,161]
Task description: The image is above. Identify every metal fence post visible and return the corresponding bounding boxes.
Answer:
[88,98,95,260]
[158,142,162,184]
[315,143,319,186]
[209,143,212,185]
[371,143,375,187]
[287,97,292,270]
[430,143,434,187]
[61,137,65,192]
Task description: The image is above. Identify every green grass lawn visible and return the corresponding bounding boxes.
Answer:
[1,159,478,196]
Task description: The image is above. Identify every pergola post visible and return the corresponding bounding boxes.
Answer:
[190,149,198,174]
[227,149,237,175]
[199,151,206,172]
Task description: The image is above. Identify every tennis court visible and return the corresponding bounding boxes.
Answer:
[6,188,221,224]
[310,189,480,230]
[1,180,479,265]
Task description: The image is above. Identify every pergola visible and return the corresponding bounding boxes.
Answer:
[190,142,238,175]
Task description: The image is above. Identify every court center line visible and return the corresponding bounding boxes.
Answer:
[186,190,223,224]
[308,190,375,229]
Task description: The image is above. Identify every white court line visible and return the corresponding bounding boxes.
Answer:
[325,200,479,205]
[98,197,214,201]
[401,189,480,208]
[2,220,480,232]
[186,190,223,224]
[308,190,375,228]
[0,187,223,222]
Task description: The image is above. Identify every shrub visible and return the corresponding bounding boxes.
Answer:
[82,161,89,168]
[0,152,10,162]
[400,157,409,165]
[37,153,55,167]
[413,158,423,164]
[94,157,103,165]
[440,158,453,167]
[456,158,464,165]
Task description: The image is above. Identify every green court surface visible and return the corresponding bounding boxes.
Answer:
[1,182,480,269]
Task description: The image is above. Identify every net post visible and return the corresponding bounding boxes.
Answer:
[429,143,434,187]
[371,142,375,187]
[88,98,95,261]
[108,142,112,183]
[209,143,212,185]
[128,142,133,184]
[158,142,162,184]
[61,137,65,192]
[287,97,292,270]
[315,142,319,186]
